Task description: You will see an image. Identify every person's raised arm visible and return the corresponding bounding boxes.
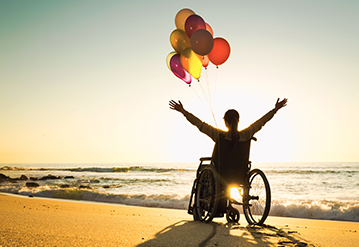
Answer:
[169,100,187,115]
[169,100,220,142]
[274,98,288,112]
[239,98,288,140]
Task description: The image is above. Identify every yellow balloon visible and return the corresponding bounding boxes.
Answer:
[175,8,195,31]
[170,29,190,54]
[166,51,176,70]
[180,48,202,79]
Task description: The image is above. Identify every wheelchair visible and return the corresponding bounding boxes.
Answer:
[187,136,271,225]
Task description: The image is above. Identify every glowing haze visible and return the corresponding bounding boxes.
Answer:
[0,1,358,164]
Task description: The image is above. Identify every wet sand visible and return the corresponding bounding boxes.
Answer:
[0,194,358,246]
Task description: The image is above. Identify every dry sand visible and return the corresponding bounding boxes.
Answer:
[0,193,358,246]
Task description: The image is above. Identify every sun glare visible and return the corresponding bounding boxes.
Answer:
[229,186,242,202]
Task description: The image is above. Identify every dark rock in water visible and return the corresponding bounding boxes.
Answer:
[79,185,91,189]
[30,177,38,181]
[40,174,60,180]
[60,184,70,188]
[0,173,9,180]
[103,185,110,189]
[64,176,74,179]
[26,182,40,188]
[0,174,19,183]
[92,179,100,183]
[19,175,28,180]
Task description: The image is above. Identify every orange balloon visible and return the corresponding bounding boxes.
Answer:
[201,55,209,68]
[175,8,195,31]
[180,48,202,79]
[170,29,190,54]
[208,37,231,66]
[196,54,209,68]
[205,23,214,36]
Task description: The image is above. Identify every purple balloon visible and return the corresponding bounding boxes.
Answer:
[170,54,192,84]
[185,14,206,38]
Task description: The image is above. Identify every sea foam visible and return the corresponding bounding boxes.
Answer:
[1,186,358,222]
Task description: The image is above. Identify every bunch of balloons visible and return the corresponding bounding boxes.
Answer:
[166,8,231,85]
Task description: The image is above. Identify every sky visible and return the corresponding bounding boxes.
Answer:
[0,0,358,164]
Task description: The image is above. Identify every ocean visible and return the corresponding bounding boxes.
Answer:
[1,162,358,222]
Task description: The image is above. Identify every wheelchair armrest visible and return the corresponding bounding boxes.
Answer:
[200,157,212,162]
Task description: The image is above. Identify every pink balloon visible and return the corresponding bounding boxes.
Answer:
[170,54,192,84]
[185,15,206,38]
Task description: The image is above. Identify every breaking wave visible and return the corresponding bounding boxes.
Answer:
[269,199,359,222]
[266,169,359,175]
[1,187,358,222]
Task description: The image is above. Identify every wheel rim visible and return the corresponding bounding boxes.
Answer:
[195,167,218,222]
[244,170,270,225]
[226,208,239,223]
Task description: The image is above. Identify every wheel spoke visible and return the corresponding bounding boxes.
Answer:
[194,166,219,223]
[243,169,271,225]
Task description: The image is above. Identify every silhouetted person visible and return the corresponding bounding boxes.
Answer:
[169,98,287,216]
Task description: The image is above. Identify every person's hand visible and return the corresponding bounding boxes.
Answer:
[169,100,186,114]
[275,98,288,112]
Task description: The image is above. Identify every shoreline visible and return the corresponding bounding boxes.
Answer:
[1,192,358,224]
[0,189,359,223]
[1,194,358,246]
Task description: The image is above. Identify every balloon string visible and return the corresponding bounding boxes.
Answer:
[211,107,218,127]
[198,70,209,108]
[204,69,213,109]
[191,86,207,109]
[213,67,218,106]
[199,81,218,127]
[198,80,211,108]
[192,84,218,128]
[203,70,217,127]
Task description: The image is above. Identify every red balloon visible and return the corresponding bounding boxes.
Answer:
[190,29,214,56]
[184,15,206,38]
[208,38,231,66]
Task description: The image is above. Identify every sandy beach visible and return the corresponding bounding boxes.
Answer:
[0,193,358,247]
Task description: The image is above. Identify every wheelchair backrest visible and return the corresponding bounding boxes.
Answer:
[211,134,254,186]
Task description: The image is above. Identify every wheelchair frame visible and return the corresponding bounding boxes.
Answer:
[187,138,271,225]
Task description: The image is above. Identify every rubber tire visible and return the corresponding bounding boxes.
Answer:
[226,207,240,223]
[194,166,219,223]
[243,169,271,225]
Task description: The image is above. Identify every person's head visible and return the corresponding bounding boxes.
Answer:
[223,109,240,147]
[223,109,239,131]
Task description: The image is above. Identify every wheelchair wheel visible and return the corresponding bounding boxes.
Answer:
[226,207,240,223]
[243,169,271,225]
[194,166,219,223]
